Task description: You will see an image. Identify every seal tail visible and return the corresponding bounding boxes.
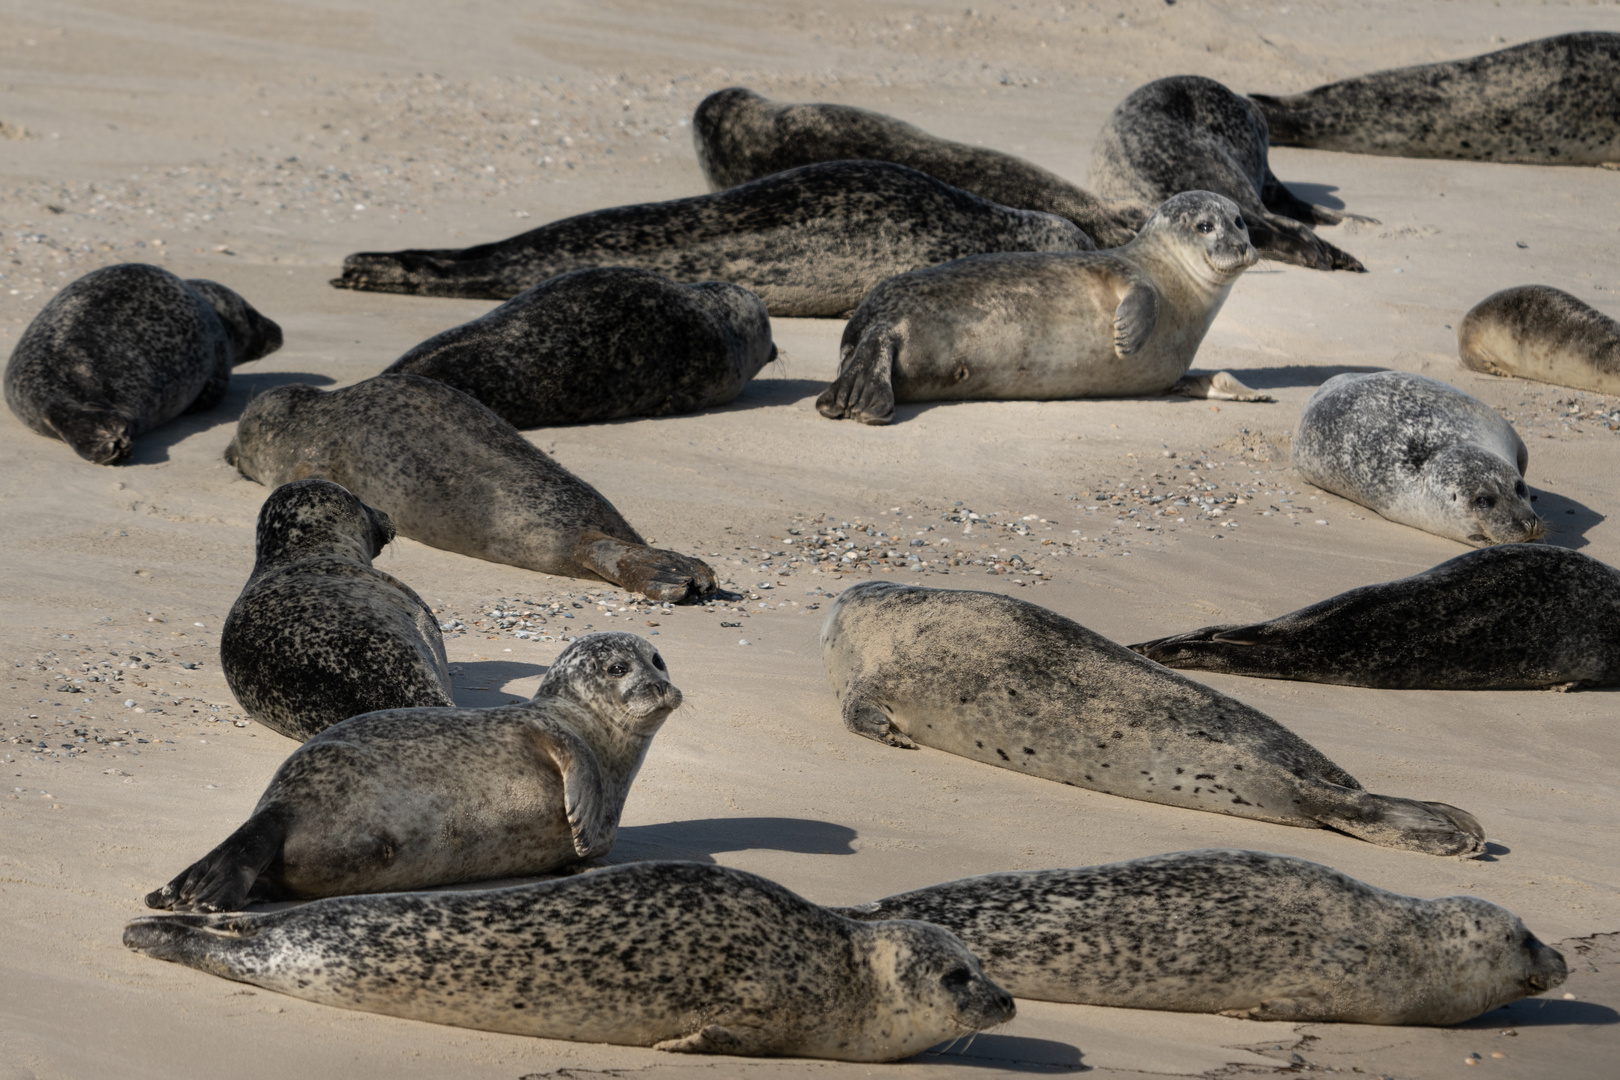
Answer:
[1300,784,1486,857]
[144,805,292,912]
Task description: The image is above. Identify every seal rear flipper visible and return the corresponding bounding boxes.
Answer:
[575,533,718,603]
[44,401,134,465]
[816,330,898,424]
[1130,623,1263,667]
[1172,371,1275,402]
[331,249,510,299]
[1302,785,1486,857]
[1245,214,1365,273]
[144,805,292,912]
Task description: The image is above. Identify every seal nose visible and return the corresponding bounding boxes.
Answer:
[1526,937,1568,993]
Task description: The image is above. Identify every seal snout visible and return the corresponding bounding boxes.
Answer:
[1525,936,1568,994]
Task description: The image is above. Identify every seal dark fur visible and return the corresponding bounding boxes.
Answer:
[3,262,282,464]
[1459,285,1620,395]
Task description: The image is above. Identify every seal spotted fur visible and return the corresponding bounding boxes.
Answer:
[1459,285,1620,395]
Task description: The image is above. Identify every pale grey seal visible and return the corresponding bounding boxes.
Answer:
[1459,285,1620,395]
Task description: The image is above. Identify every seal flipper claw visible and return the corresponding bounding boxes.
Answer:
[817,332,899,424]
[146,806,291,912]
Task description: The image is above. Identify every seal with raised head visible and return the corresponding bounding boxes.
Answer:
[1458,285,1620,395]
[225,374,716,602]
[332,160,1090,316]
[821,581,1485,856]
[1133,545,1620,691]
[833,849,1567,1024]
[692,86,1147,247]
[1252,33,1620,166]
[1293,371,1544,547]
[816,190,1271,425]
[127,860,1016,1060]
[1089,76,1367,272]
[384,267,776,428]
[146,633,678,911]
[3,262,282,464]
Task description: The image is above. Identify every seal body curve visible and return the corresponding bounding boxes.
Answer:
[1459,285,1620,395]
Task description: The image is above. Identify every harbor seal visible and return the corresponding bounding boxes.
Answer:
[692,86,1146,247]
[126,860,1016,1060]
[821,581,1485,856]
[219,478,453,742]
[1458,285,1620,395]
[833,849,1567,1024]
[1252,33,1620,166]
[1089,76,1367,272]
[816,190,1271,425]
[384,267,776,428]
[225,374,717,602]
[3,262,282,464]
[146,632,678,910]
[331,160,1090,316]
[1293,371,1544,547]
[1133,545,1620,691]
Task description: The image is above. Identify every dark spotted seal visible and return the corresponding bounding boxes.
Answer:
[834,849,1567,1024]
[1089,76,1367,272]
[127,860,1016,1060]
[1459,285,1620,395]
[1293,371,1544,547]
[331,160,1090,316]
[225,374,716,602]
[3,263,282,464]
[384,267,776,428]
[822,581,1485,856]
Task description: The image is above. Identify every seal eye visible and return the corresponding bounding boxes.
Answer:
[1233,216,1246,231]
[1514,480,1527,497]
[606,661,630,677]
[940,966,973,989]
[651,653,666,671]
[1196,220,1214,234]
[1474,495,1497,511]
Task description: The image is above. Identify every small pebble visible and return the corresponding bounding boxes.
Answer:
[737,639,750,646]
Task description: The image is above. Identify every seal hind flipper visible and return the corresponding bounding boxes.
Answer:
[1246,213,1366,272]
[333,249,503,298]
[574,532,718,604]
[1171,371,1275,402]
[817,330,901,424]
[145,805,292,912]
[1112,282,1159,357]
[1299,785,1486,857]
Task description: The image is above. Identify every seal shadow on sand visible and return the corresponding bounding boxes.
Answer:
[448,659,548,708]
[1283,182,1351,212]
[1533,491,1605,552]
[609,816,859,863]
[1453,997,1619,1028]
[124,370,336,466]
[915,1033,1087,1073]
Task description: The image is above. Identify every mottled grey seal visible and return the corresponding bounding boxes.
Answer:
[1133,545,1620,691]
[331,160,1090,316]
[218,478,453,742]
[834,849,1567,1024]
[822,581,1485,856]
[817,191,1271,425]
[1459,285,1620,395]
[692,86,1146,247]
[3,262,282,464]
[1253,33,1620,166]
[1293,371,1544,547]
[146,633,677,911]
[384,267,776,428]
[225,373,716,602]
[126,860,1015,1060]
[1089,76,1367,272]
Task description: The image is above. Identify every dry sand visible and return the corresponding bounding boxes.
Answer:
[3,1,1619,1077]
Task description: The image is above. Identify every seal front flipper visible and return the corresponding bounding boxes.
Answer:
[840,684,916,749]
[574,532,718,604]
[1300,784,1486,857]
[530,727,612,859]
[1221,997,1330,1022]
[44,401,134,465]
[145,805,292,912]
[1112,281,1159,357]
[1171,371,1275,402]
[817,329,900,424]
[656,1024,770,1055]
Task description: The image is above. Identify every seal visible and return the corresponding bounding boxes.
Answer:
[3,262,282,464]
[384,266,777,428]
[126,860,1016,1060]
[821,581,1485,856]
[225,373,717,602]
[692,86,1147,247]
[1089,76,1367,272]
[833,849,1567,1024]
[1252,33,1620,166]
[1458,285,1620,395]
[219,478,454,742]
[146,632,678,911]
[816,190,1271,425]
[1293,371,1544,547]
[331,160,1091,316]
[1132,544,1620,691]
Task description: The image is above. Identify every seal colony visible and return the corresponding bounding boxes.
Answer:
[1459,285,1620,396]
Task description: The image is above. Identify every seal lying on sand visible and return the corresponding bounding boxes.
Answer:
[127,861,1016,1060]
[821,581,1485,856]
[692,87,1147,247]
[384,267,777,427]
[220,479,453,742]
[226,374,716,602]
[3,263,282,464]
[1459,285,1620,395]
[1090,76,1367,272]
[1293,371,1544,547]
[332,161,1090,316]
[816,191,1270,425]
[1253,33,1620,166]
[834,849,1567,1024]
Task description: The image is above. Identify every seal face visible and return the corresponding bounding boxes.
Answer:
[1292,371,1544,547]
[816,190,1265,425]
[692,86,1147,247]
[127,861,1016,1060]
[331,160,1090,316]
[219,478,454,742]
[1089,76,1367,272]
[385,267,777,428]
[1459,285,1620,395]
[1253,32,1620,165]
[224,373,717,602]
[821,581,1485,856]
[3,263,282,464]
[147,632,679,910]
[833,850,1567,1025]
